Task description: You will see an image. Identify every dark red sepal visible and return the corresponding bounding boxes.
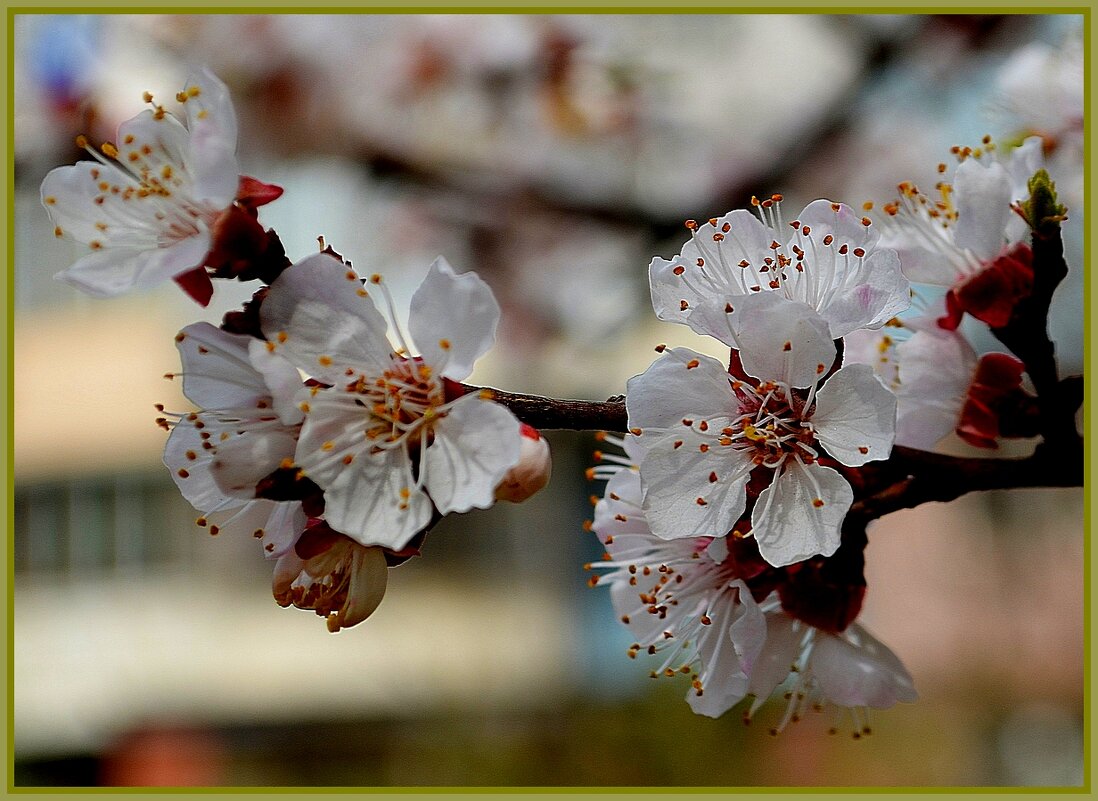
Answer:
[776,530,867,634]
[956,351,1029,448]
[237,176,284,210]
[938,243,1034,331]
[173,266,214,306]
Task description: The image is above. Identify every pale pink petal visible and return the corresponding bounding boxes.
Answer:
[746,612,804,712]
[751,461,852,567]
[260,252,392,381]
[209,430,298,497]
[953,159,1013,262]
[183,68,240,206]
[247,338,307,426]
[810,624,918,708]
[55,229,211,297]
[409,257,501,381]
[811,364,896,466]
[423,394,522,515]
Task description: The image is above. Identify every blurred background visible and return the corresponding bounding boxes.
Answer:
[12,13,1085,787]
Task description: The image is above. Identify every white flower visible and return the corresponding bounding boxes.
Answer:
[875,137,1044,288]
[745,607,917,737]
[588,435,766,718]
[41,68,241,300]
[273,528,390,633]
[846,324,1027,451]
[649,196,909,344]
[162,322,308,558]
[626,293,896,567]
[993,33,1083,148]
[260,252,523,551]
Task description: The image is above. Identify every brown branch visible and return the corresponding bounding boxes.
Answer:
[466,384,1083,523]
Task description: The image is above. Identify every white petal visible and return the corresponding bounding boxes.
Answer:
[42,161,155,243]
[811,364,896,466]
[424,394,522,514]
[639,431,752,541]
[294,392,372,487]
[896,329,976,399]
[728,579,767,673]
[55,230,211,297]
[116,109,191,187]
[820,249,910,336]
[953,159,1012,262]
[254,500,307,559]
[183,68,240,206]
[592,468,650,539]
[810,624,918,708]
[626,348,735,434]
[409,257,500,381]
[747,612,804,707]
[321,447,433,551]
[209,429,298,497]
[648,255,748,346]
[751,461,852,567]
[248,338,307,426]
[176,322,269,410]
[894,405,958,450]
[164,417,238,512]
[686,584,756,718]
[260,252,392,380]
[730,293,836,387]
[338,545,390,629]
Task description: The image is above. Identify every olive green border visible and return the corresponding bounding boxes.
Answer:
[1,4,1091,798]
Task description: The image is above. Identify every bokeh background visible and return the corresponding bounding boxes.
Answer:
[11,12,1086,787]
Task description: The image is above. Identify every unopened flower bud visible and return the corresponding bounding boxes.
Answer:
[495,424,551,502]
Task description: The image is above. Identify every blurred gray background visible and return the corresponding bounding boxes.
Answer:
[12,13,1084,787]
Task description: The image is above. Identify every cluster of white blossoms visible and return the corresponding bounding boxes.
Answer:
[41,68,1067,729]
[590,164,1054,727]
[44,71,549,632]
[587,434,917,734]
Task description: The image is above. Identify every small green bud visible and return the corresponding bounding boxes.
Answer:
[1021,169,1067,233]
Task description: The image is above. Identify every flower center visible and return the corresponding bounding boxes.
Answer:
[729,380,818,468]
[349,355,445,448]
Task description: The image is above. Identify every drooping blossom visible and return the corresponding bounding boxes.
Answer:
[845,323,1030,450]
[260,252,523,552]
[873,137,1045,330]
[587,435,916,730]
[161,322,308,558]
[649,196,909,344]
[273,521,391,633]
[626,292,896,567]
[744,605,917,737]
[41,68,282,304]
